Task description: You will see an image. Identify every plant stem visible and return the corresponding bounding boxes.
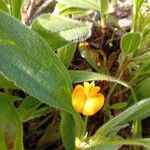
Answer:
[131,1,137,32]
[104,71,123,109]
[103,67,124,120]
[81,116,88,138]
[131,89,142,141]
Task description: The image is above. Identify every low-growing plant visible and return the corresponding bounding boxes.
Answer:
[0,0,150,150]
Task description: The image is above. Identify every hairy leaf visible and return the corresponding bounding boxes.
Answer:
[0,10,74,113]
[60,112,75,150]
[134,51,150,64]
[0,0,9,13]
[18,96,51,122]
[92,98,150,141]
[89,138,150,149]
[55,0,100,11]
[0,74,18,89]
[54,3,91,18]
[121,32,141,54]
[133,78,150,100]
[32,14,91,50]
[69,70,130,88]
[57,42,77,67]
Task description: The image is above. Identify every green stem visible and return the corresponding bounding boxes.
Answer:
[131,88,137,103]
[103,71,123,120]
[101,14,106,29]
[131,89,142,141]
[131,1,137,32]
[81,116,88,138]
[104,71,123,110]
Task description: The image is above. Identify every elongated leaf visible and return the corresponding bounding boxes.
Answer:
[140,23,150,49]
[4,0,23,19]
[134,51,150,64]
[69,70,130,88]
[0,10,74,114]
[0,74,18,89]
[61,110,84,150]
[89,138,150,149]
[0,92,23,150]
[60,112,75,150]
[141,14,150,31]
[0,131,7,150]
[0,0,9,13]
[121,32,141,54]
[18,96,51,122]
[56,0,100,11]
[109,102,128,110]
[98,0,109,14]
[133,78,150,100]
[57,42,77,67]
[89,145,118,150]
[92,98,150,141]
[142,23,150,38]
[54,3,71,14]
[54,3,91,18]
[134,0,144,13]
[32,14,91,50]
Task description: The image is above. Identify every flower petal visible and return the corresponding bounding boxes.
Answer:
[72,85,87,113]
[84,82,91,97]
[89,86,100,97]
[82,93,105,116]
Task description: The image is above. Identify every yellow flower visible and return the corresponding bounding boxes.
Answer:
[72,82,105,116]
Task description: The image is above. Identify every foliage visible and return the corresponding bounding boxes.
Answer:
[0,0,149,150]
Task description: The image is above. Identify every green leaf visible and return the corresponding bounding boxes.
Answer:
[88,145,118,150]
[98,0,109,14]
[32,14,91,50]
[133,78,150,100]
[0,0,9,13]
[92,98,150,141]
[0,92,23,150]
[134,51,150,64]
[60,112,75,150]
[4,0,23,19]
[120,32,141,54]
[89,138,150,149]
[0,10,74,114]
[142,23,150,38]
[57,42,77,67]
[133,0,144,13]
[0,131,7,150]
[54,3,91,18]
[55,0,100,11]
[141,14,150,31]
[79,45,101,73]
[18,96,51,122]
[69,70,130,88]
[109,102,128,110]
[0,74,18,89]
[60,111,84,150]
[140,23,150,49]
